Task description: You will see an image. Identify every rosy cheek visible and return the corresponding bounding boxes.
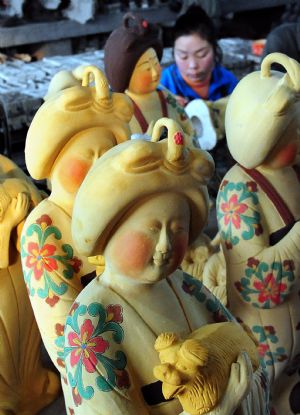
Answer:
[271,142,298,168]
[58,158,90,193]
[134,73,153,93]
[112,231,154,277]
[170,233,189,271]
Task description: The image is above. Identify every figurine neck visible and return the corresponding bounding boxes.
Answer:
[100,266,156,296]
[126,89,157,100]
[47,180,75,217]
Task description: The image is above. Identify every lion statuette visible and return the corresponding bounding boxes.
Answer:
[153,322,259,415]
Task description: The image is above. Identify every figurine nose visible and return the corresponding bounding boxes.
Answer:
[155,226,171,254]
[151,64,159,80]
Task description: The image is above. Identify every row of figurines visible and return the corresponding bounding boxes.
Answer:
[1,49,300,415]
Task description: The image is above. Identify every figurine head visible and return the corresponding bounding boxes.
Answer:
[0,156,42,268]
[153,332,218,415]
[104,12,163,93]
[71,118,214,281]
[127,47,162,94]
[225,52,300,169]
[25,66,133,181]
[173,5,221,85]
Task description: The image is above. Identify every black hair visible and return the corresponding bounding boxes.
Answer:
[173,5,222,64]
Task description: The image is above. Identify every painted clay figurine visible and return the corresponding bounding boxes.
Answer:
[153,322,259,415]
[20,66,133,410]
[63,118,269,414]
[104,13,195,143]
[213,52,300,414]
[0,154,60,414]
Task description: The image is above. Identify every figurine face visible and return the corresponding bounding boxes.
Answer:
[53,133,115,194]
[128,47,162,94]
[174,33,214,83]
[104,192,190,283]
[263,126,300,169]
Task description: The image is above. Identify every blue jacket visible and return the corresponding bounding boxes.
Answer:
[160,63,238,102]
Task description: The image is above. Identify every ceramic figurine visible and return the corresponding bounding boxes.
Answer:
[180,232,217,281]
[153,322,259,415]
[20,65,133,411]
[104,13,195,144]
[63,118,269,414]
[213,52,300,414]
[44,65,86,100]
[0,154,60,414]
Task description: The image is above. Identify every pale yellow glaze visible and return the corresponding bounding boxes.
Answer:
[0,155,60,414]
[63,118,269,414]
[20,66,133,412]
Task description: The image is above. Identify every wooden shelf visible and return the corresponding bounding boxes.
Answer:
[0,5,177,48]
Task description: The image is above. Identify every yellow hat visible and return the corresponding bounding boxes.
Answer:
[72,117,214,257]
[226,52,300,168]
[25,66,133,180]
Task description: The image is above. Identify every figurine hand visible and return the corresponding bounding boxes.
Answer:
[6,192,30,228]
[175,95,188,107]
[202,251,227,305]
[207,351,253,415]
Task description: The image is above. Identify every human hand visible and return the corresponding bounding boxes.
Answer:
[207,351,253,415]
[175,94,188,107]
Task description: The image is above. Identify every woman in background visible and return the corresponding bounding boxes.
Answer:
[160,5,238,106]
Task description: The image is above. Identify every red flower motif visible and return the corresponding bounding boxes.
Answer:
[225,240,233,250]
[234,281,243,293]
[264,326,275,335]
[246,181,257,192]
[55,323,65,336]
[247,257,260,269]
[174,131,184,145]
[221,194,248,228]
[254,273,287,305]
[25,242,58,280]
[106,304,123,323]
[72,387,82,407]
[254,223,263,236]
[36,214,52,227]
[69,302,80,316]
[220,180,229,190]
[142,19,148,28]
[277,353,288,362]
[283,259,295,271]
[115,369,130,389]
[257,342,269,358]
[57,358,66,369]
[45,293,60,307]
[68,319,109,373]
[69,256,82,273]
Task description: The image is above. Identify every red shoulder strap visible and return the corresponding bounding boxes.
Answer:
[240,166,295,225]
[131,98,148,133]
[131,91,169,133]
[157,90,168,118]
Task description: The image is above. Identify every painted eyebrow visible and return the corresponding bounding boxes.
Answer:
[137,56,158,67]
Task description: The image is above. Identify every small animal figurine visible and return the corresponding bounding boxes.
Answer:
[0,154,60,414]
[63,118,269,414]
[20,65,133,412]
[104,13,195,144]
[212,52,300,414]
[153,322,259,415]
